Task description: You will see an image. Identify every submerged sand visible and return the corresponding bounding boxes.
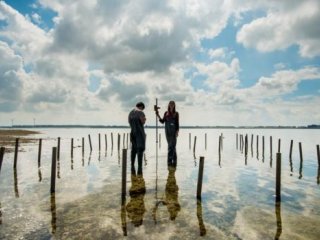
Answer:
[0,129,40,152]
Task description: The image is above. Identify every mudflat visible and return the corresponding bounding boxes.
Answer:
[0,129,40,151]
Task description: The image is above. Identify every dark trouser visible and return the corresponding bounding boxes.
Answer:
[130,133,144,175]
[131,147,143,175]
[167,135,177,166]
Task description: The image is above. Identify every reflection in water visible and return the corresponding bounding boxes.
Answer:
[50,193,56,234]
[153,165,181,223]
[0,202,2,225]
[317,166,320,185]
[38,168,42,182]
[71,158,74,170]
[274,202,282,240]
[88,152,92,166]
[126,167,146,227]
[299,157,303,179]
[165,166,180,220]
[121,204,127,236]
[13,168,19,198]
[289,156,293,176]
[82,156,84,167]
[197,200,206,236]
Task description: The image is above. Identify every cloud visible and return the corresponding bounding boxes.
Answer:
[0,41,24,112]
[236,0,320,58]
[250,67,320,97]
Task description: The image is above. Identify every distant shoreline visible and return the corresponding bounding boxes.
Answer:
[0,124,319,129]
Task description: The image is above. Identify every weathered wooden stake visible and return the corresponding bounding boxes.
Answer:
[193,136,197,154]
[262,136,265,161]
[99,133,101,151]
[317,145,319,167]
[197,156,205,199]
[82,137,84,155]
[256,135,259,160]
[0,147,5,174]
[289,140,293,159]
[57,137,60,160]
[276,152,281,202]
[244,134,248,156]
[111,133,114,149]
[88,134,92,152]
[50,147,57,193]
[189,133,191,150]
[298,142,303,179]
[118,133,121,151]
[13,138,19,169]
[71,138,74,158]
[121,149,127,205]
[105,134,107,150]
[236,133,238,150]
[278,139,281,153]
[38,139,42,167]
[123,133,125,149]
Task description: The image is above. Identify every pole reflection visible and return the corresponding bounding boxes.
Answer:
[13,168,19,198]
[274,202,282,240]
[50,193,56,234]
[126,166,146,227]
[196,199,206,236]
[38,168,42,182]
[0,202,2,225]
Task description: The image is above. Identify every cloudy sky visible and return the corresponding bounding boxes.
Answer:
[0,0,319,126]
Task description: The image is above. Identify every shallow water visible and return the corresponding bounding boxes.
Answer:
[0,128,319,239]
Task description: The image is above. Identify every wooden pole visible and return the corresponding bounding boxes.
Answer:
[99,133,101,151]
[111,133,114,150]
[299,142,303,179]
[123,133,125,149]
[270,136,273,157]
[38,139,42,168]
[244,134,248,156]
[236,133,238,150]
[105,134,107,150]
[276,153,281,202]
[289,140,293,159]
[50,147,57,193]
[0,147,5,174]
[13,138,19,169]
[118,134,120,151]
[317,145,319,167]
[71,138,74,158]
[197,156,205,199]
[278,139,281,153]
[193,136,197,155]
[88,135,92,152]
[262,136,265,162]
[82,137,84,155]
[256,135,259,159]
[121,149,127,205]
[189,133,191,150]
[57,137,60,160]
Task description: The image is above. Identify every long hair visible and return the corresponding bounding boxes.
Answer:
[167,100,176,114]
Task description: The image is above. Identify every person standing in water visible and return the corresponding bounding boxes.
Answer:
[128,102,146,174]
[156,100,179,166]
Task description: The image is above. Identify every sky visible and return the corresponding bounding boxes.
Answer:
[0,0,319,127]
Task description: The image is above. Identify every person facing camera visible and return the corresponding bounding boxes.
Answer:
[156,100,179,166]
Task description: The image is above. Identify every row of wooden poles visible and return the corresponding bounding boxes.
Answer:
[237,133,320,201]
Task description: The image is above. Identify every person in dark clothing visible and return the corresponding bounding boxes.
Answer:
[128,102,146,174]
[156,100,179,166]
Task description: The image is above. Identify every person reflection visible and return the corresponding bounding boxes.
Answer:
[165,165,180,220]
[126,166,146,227]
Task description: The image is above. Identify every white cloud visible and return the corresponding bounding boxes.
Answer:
[236,0,320,58]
